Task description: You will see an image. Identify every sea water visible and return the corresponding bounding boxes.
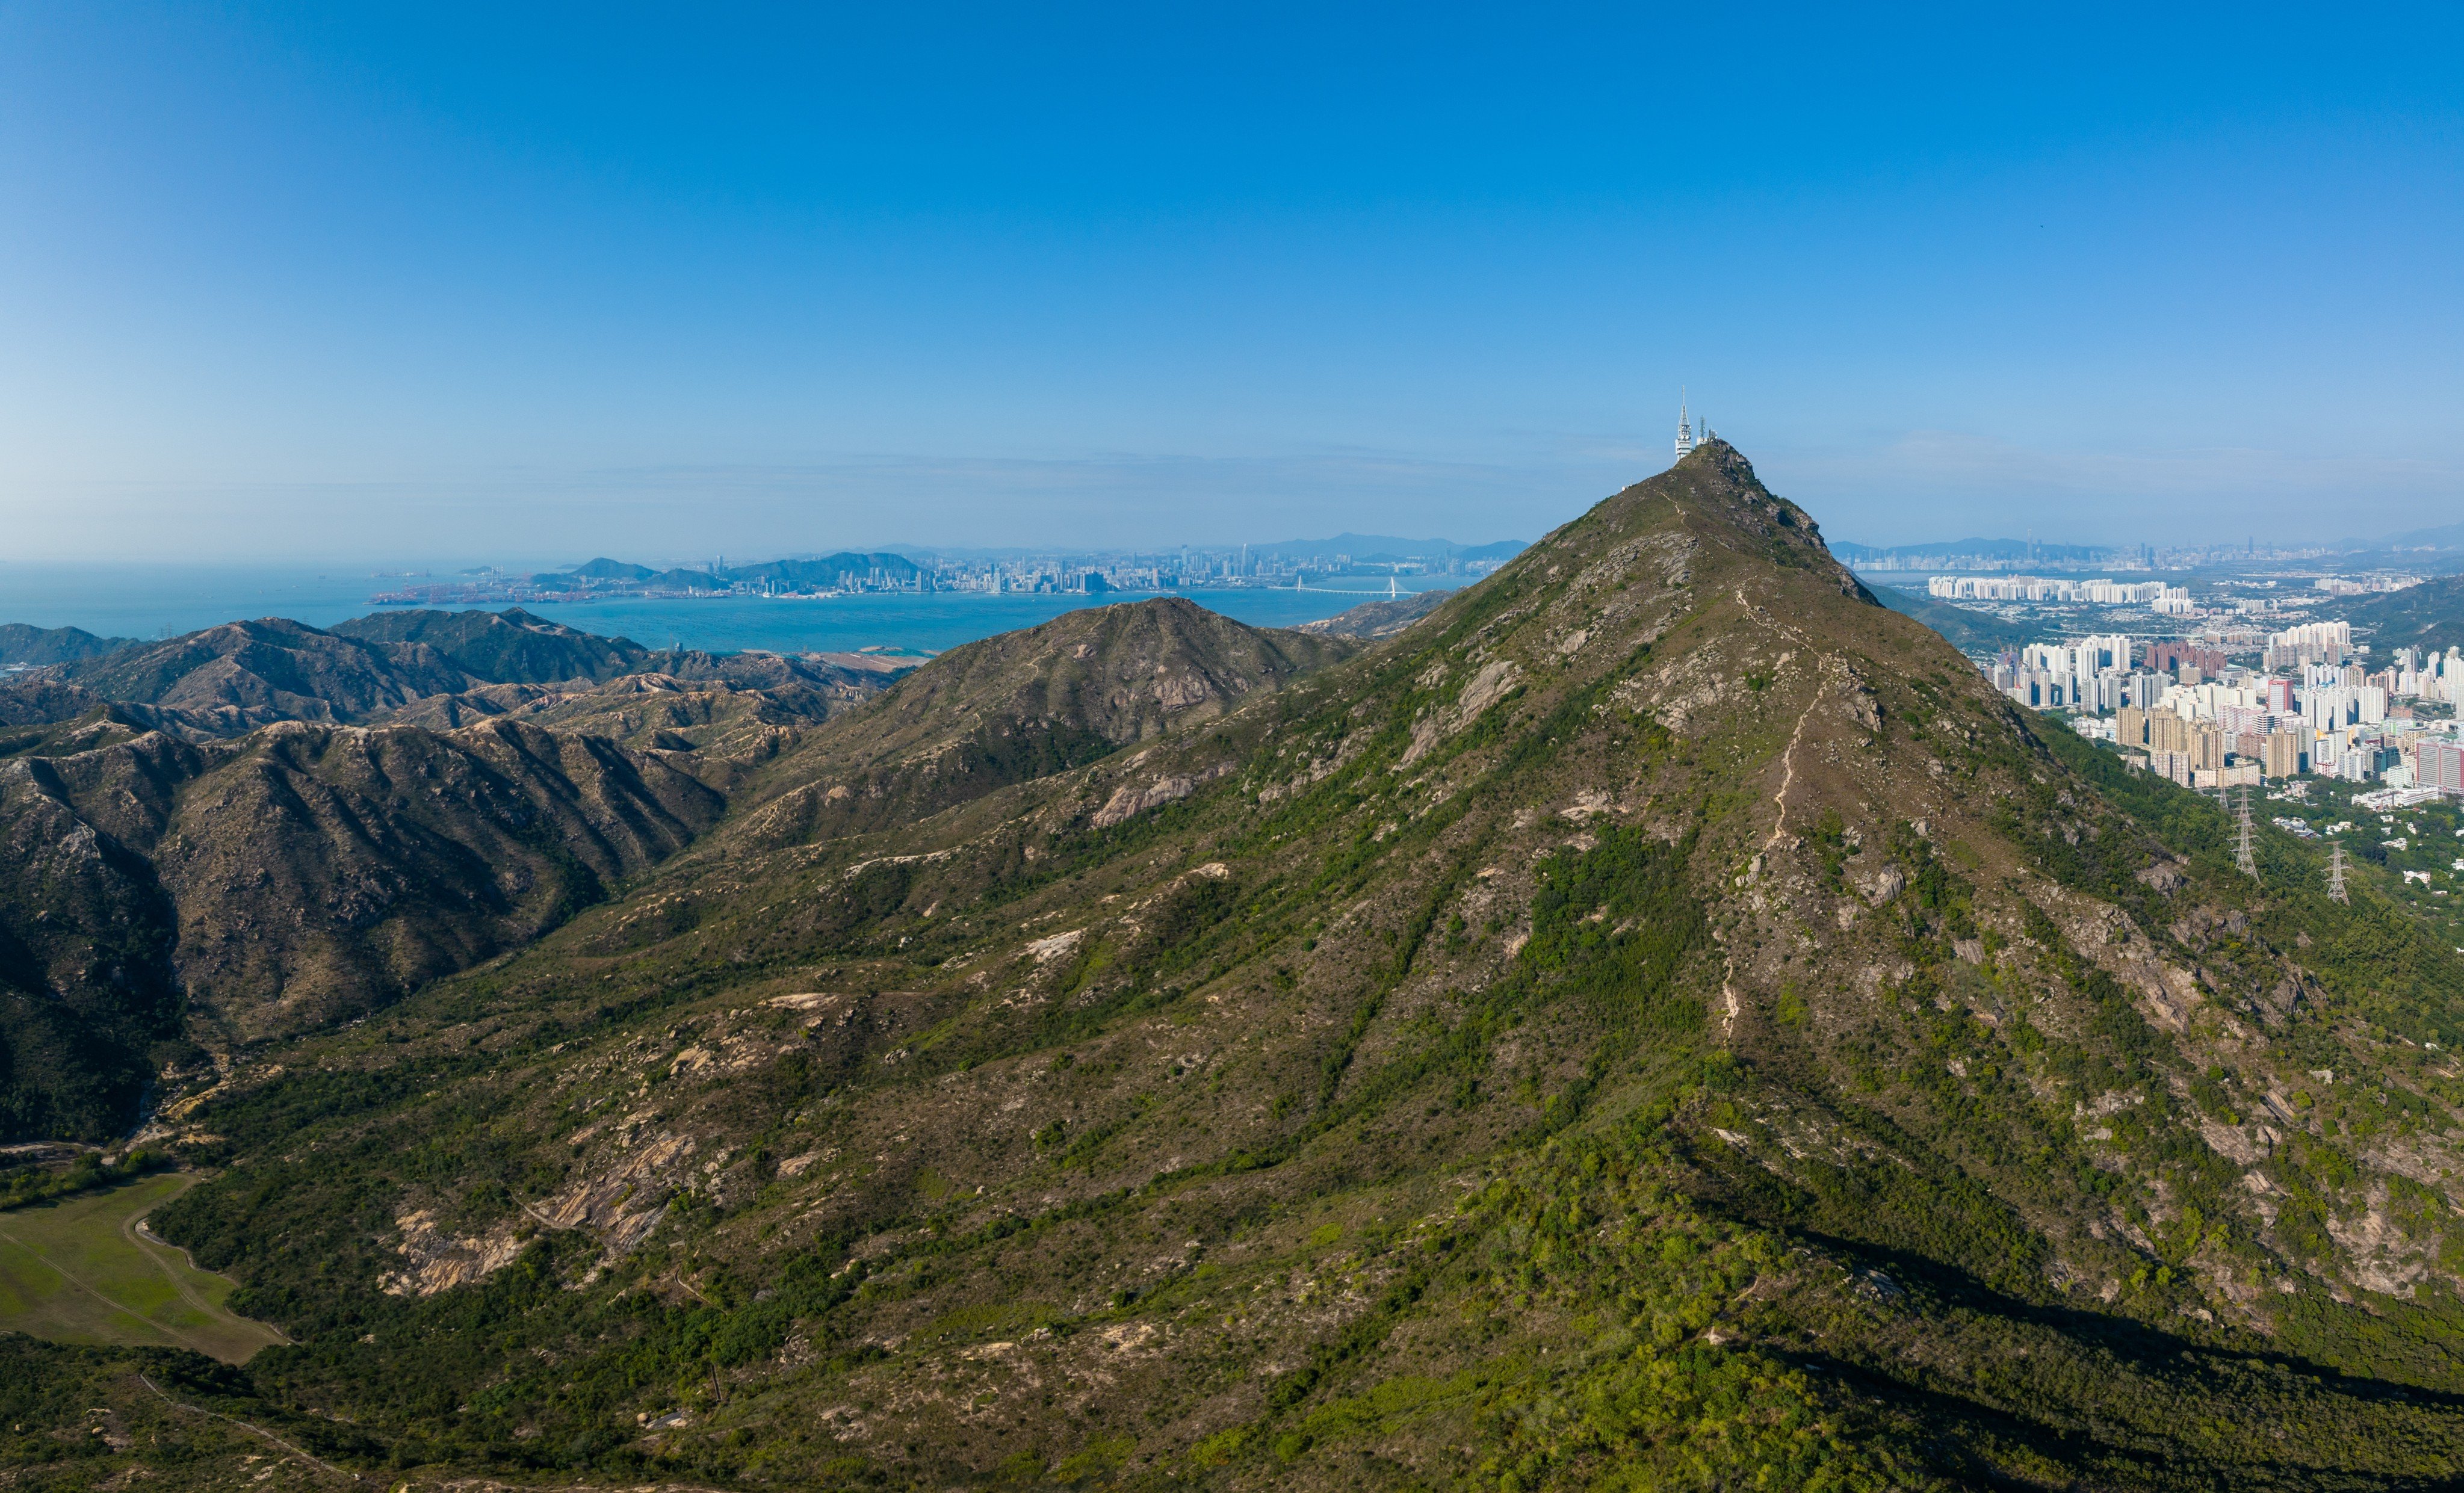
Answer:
[0,563,1452,655]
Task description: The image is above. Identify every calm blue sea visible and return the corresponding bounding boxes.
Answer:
[0,564,1452,656]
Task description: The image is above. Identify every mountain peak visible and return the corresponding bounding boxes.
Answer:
[36,443,2464,1490]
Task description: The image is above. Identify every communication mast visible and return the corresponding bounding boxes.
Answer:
[2328,841,2348,903]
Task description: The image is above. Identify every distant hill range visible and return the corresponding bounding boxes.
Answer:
[0,622,139,667]
[1834,536,2112,566]
[17,609,905,739]
[537,552,924,590]
[2344,573,2464,652]
[1244,533,1525,564]
[1863,578,2036,652]
[2382,520,2464,552]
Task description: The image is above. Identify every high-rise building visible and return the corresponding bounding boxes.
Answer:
[2193,723,2226,774]
[2262,730,2303,779]
[2422,740,2464,797]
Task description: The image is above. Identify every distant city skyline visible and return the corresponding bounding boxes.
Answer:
[3,7,2460,560]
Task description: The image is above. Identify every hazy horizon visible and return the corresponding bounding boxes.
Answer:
[5,7,2460,560]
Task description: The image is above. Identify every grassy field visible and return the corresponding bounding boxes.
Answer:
[0,1172,285,1363]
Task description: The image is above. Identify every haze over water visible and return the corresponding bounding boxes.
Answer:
[0,563,1451,655]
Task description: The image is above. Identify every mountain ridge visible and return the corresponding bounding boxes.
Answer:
[0,621,139,666]
[15,442,2464,1489]
[2344,573,2464,652]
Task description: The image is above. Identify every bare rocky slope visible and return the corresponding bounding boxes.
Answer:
[17,445,2464,1490]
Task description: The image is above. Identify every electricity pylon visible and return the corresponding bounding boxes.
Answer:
[2328,841,2348,903]
[2234,785,2258,880]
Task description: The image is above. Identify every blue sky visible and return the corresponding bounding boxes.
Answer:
[2,2,2459,563]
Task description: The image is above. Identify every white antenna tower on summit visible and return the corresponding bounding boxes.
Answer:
[1675,391,1695,459]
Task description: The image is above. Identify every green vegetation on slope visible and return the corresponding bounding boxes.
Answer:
[1867,580,2034,652]
[0,1174,284,1364]
[14,445,2464,1489]
[0,623,135,667]
[2343,572,2464,653]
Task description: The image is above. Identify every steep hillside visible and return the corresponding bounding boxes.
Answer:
[1868,578,2035,652]
[0,622,137,666]
[0,717,728,1136]
[0,749,184,1140]
[2345,573,2464,653]
[706,596,1352,850]
[377,651,918,771]
[636,647,915,720]
[331,608,652,684]
[26,444,2464,1490]
[0,679,122,731]
[58,617,469,728]
[385,673,818,764]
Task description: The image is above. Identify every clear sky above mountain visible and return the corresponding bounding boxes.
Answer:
[2,3,2458,561]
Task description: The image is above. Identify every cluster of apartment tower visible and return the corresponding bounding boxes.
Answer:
[1986,621,2464,795]
[1928,575,2193,610]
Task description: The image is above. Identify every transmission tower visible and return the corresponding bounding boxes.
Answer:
[2328,841,2349,903]
[2234,785,2258,880]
